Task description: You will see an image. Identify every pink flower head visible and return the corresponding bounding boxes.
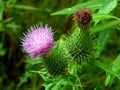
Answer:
[21,25,54,57]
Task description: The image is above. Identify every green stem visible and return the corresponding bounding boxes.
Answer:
[73,62,82,90]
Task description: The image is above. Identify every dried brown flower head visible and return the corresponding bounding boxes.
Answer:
[73,8,92,28]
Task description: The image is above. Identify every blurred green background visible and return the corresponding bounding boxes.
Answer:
[0,0,120,90]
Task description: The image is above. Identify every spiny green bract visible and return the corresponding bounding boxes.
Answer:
[43,39,69,76]
[65,25,97,64]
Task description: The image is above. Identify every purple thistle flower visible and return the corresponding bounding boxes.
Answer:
[21,25,54,57]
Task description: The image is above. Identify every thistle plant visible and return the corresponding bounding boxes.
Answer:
[21,8,97,90]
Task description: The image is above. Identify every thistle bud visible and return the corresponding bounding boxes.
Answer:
[43,39,68,76]
[65,25,96,64]
[73,8,92,29]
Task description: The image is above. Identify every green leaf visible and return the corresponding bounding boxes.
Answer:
[51,0,106,15]
[105,74,115,86]
[14,4,38,10]
[98,0,117,14]
[112,54,120,72]
[95,0,117,24]
[92,20,120,33]
[4,17,14,23]
[105,74,112,86]
[95,29,113,57]
[94,61,120,79]
[0,0,4,20]
[93,14,120,21]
